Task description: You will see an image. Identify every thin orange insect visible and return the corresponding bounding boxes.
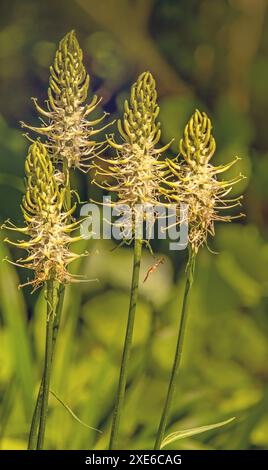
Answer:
[143,257,165,283]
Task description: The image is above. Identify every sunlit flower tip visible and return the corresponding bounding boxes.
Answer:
[92,72,171,234]
[2,142,84,290]
[179,109,216,166]
[166,109,245,253]
[21,30,111,171]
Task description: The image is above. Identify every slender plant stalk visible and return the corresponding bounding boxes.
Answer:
[27,284,65,449]
[154,249,196,450]
[109,237,143,450]
[28,162,70,450]
[36,279,57,449]
[63,159,72,212]
[52,283,65,346]
[27,377,43,449]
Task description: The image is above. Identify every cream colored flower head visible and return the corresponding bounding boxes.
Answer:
[21,30,110,171]
[166,109,245,253]
[3,142,83,290]
[92,71,170,239]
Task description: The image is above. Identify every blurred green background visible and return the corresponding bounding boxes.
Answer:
[0,0,268,450]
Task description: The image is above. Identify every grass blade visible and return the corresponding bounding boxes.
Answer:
[161,417,236,449]
[50,390,102,433]
[0,241,34,415]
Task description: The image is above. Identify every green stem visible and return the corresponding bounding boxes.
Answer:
[36,280,57,450]
[109,237,142,450]
[63,159,71,211]
[52,284,65,347]
[27,379,43,450]
[154,250,196,450]
[27,285,65,450]
[28,161,70,451]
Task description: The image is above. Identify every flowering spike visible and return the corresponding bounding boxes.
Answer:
[92,72,170,240]
[168,110,244,253]
[2,142,83,290]
[21,31,110,170]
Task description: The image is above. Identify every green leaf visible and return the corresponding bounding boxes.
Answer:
[49,390,102,434]
[161,418,236,449]
[0,241,34,416]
